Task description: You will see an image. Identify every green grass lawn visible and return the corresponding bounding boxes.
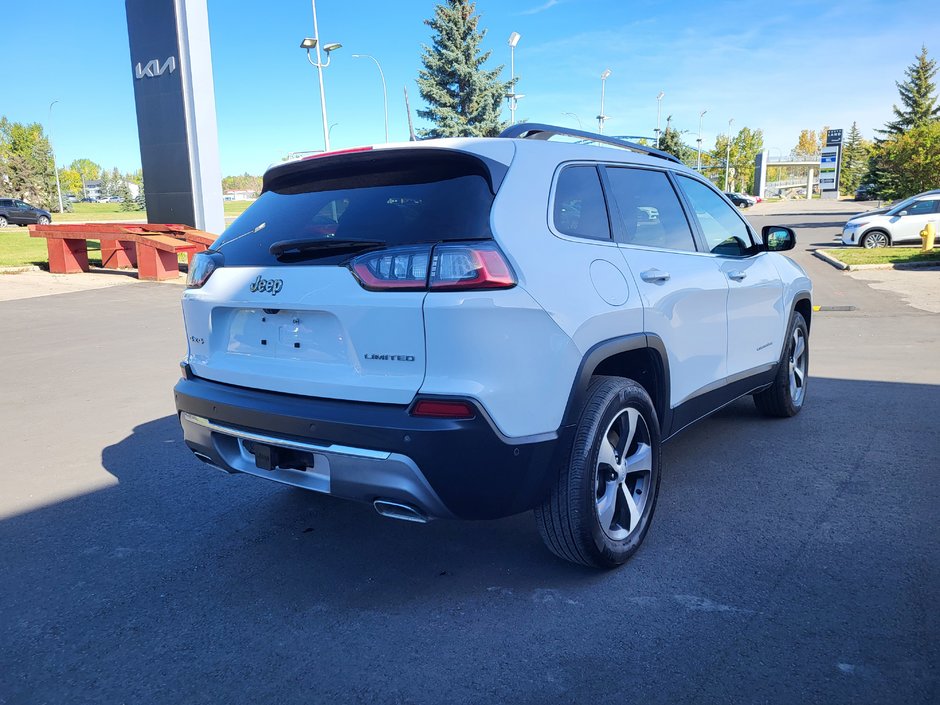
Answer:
[44,200,253,223]
[223,200,253,217]
[819,247,940,266]
[0,229,102,268]
[51,202,146,222]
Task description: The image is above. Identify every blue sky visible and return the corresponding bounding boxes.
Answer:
[2,0,938,175]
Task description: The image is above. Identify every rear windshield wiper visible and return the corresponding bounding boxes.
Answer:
[269,238,385,259]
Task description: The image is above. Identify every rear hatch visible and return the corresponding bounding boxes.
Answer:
[182,147,505,404]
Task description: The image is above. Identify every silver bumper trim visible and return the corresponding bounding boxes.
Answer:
[180,412,391,460]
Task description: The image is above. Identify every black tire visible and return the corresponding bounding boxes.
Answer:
[535,376,661,568]
[753,311,809,417]
[861,230,889,248]
[0,216,7,227]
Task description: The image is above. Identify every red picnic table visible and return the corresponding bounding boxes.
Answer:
[28,223,217,281]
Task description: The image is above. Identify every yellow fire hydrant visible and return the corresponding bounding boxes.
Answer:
[921,222,936,252]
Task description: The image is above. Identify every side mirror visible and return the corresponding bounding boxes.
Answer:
[898,210,909,217]
[761,225,796,252]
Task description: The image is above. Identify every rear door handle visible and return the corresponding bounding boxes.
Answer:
[640,269,670,283]
[727,270,747,281]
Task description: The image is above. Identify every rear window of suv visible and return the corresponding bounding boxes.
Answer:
[213,150,497,267]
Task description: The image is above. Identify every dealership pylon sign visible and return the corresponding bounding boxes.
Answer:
[819,128,843,199]
[125,0,225,234]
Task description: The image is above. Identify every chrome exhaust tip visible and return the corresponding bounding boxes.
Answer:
[373,499,428,524]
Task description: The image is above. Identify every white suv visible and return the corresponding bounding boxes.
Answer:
[175,124,812,568]
[841,190,940,248]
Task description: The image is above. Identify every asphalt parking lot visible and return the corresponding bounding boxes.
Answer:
[1,200,937,704]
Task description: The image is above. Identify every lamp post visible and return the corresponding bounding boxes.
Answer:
[562,112,583,129]
[696,109,707,171]
[597,69,611,133]
[352,54,388,143]
[48,101,64,214]
[300,1,342,152]
[507,32,522,125]
[655,90,665,148]
[724,117,734,190]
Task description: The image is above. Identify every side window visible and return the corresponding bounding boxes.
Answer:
[0,199,12,207]
[552,165,611,241]
[604,167,697,252]
[903,199,937,216]
[677,176,756,256]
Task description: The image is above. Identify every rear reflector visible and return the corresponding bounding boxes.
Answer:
[410,399,476,419]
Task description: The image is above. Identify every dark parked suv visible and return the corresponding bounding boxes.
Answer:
[0,198,52,227]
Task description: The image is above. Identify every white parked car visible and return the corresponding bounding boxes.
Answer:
[842,190,940,248]
[175,124,812,568]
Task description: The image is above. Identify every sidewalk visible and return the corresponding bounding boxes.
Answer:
[0,269,183,302]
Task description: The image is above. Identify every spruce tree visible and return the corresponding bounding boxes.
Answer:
[880,45,940,136]
[839,122,871,194]
[657,117,689,163]
[416,0,510,138]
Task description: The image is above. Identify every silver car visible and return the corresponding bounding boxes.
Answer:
[842,190,940,248]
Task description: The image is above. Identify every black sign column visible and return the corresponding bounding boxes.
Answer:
[125,0,225,233]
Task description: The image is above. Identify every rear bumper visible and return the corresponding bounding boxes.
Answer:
[174,369,571,520]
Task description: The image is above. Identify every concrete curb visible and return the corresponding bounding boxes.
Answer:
[0,265,41,274]
[812,249,940,271]
[812,250,848,270]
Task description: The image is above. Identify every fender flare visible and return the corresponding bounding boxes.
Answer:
[559,333,672,433]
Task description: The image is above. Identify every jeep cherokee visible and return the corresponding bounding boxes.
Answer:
[174,124,812,568]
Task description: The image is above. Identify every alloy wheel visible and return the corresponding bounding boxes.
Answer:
[595,407,653,541]
[789,327,807,406]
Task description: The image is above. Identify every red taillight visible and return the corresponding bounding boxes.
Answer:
[350,245,431,291]
[429,243,515,291]
[410,399,476,419]
[302,146,373,160]
[348,242,515,292]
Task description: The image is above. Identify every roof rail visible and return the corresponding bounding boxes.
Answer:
[498,123,681,164]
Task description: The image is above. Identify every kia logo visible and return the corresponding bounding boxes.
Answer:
[249,275,283,295]
[134,57,176,79]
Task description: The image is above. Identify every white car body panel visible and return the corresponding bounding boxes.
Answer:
[421,287,582,438]
[182,266,428,404]
[618,245,729,407]
[719,252,786,379]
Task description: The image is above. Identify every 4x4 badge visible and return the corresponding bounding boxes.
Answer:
[249,275,283,295]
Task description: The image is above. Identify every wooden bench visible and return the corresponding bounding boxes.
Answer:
[29,224,215,281]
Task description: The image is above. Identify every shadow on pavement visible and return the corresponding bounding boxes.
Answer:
[1,376,937,703]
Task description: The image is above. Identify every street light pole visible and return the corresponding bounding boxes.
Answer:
[597,69,611,133]
[352,54,388,143]
[507,32,521,125]
[299,1,345,151]
[696,109,707,172]
[48,101,64,214]
[655,91,665,148]
[724,117,734,190]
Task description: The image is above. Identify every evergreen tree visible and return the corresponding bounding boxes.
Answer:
[416,0,510,138]
[839,122,871,194]
[657,117,693,164]
[880,45,940,136]
[0,117,57,208]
